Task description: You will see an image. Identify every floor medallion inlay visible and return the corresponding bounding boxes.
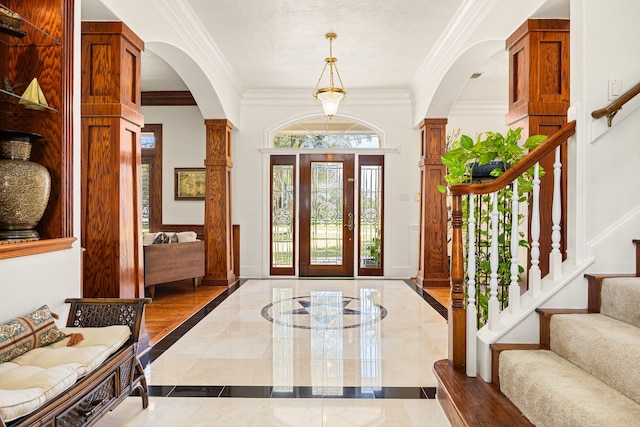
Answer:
[261,291,387,329]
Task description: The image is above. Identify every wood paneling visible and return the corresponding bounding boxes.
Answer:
[506,19,570,279]
[0,0,74,254]
[203,119,236,286]
[416,119,450,287]
[506,19,570,124]
[141,91,196,106]
[81,22,145,299]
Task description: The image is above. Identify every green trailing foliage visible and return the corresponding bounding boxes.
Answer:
[438,127,548,327]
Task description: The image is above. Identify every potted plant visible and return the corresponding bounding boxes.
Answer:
[437,127,547,191]
[437,127,547,327]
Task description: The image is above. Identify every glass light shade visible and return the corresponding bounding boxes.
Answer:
[317,90,345,117]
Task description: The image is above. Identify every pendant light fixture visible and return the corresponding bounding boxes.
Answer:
[313,33,346,118]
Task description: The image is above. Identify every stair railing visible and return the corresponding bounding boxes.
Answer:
[592,81,640,127]
[447,120,577,375]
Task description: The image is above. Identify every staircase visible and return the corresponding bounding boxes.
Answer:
[496,275,640,426]
[435,265,640,426]
[433,114,640,424]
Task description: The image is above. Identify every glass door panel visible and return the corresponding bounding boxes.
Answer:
[358,156,383,276]
[300,154,354,277]
[311,161,344,265]
[270,156,296,275]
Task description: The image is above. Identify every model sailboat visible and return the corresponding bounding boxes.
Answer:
[19,78,48,110]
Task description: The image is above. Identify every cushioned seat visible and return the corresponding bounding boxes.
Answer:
[0,325,131,422]
[0,363,79,422]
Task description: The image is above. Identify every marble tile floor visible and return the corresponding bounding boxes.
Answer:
[98,279,451,426]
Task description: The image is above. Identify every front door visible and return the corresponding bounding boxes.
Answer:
[299,154,355,277]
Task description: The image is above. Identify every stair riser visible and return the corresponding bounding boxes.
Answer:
[601,278,640,328]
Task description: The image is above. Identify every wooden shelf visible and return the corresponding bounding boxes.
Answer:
[0,237,75,259]
[0,3,60,46]
[0,88,59,113]
[0,0,74,256]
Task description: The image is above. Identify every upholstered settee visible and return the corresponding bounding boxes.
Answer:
[142,231,205,298]
[0,298,150,427]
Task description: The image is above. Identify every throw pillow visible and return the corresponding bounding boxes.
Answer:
[152,232,170,244]
[175,231,198,242]
[0,305,67,363]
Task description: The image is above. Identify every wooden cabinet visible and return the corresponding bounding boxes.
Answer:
[0,1,75,259]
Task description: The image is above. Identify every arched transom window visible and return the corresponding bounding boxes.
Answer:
[273,117,381,149]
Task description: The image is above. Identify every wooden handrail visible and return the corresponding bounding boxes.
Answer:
[446,120,576,370]
[450,120,576,197]
[592,81,640,127]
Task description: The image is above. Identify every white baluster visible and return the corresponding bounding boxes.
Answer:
[488,192,500,331]
[550,146,563,279]
[509,180,520,313]
[529,163,541,297]
[466,195,477,377]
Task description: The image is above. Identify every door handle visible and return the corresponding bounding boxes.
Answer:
[345,213,354,231]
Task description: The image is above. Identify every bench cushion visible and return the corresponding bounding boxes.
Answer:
[0,305,67,363]
[0,363,79,422]
[0,325,130,422]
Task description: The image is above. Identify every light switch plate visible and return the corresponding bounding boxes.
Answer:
[608,79,621,101]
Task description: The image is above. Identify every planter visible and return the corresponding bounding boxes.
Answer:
[0,130,51,241]
[469,161,509,178]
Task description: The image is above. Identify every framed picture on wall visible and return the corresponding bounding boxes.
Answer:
[174,168,206,200]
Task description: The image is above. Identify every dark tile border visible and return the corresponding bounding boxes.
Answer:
[402,279,448,320]
[148,385,437,399]
[142,279,248,366]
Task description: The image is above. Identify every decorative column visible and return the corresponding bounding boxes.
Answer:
[506,19,570,278]
[202,119,236,286]
[80,22,145,299]
[416,118,450,288]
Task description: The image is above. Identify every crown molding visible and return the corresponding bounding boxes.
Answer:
[410,0,498,97]
[153,0,244,97]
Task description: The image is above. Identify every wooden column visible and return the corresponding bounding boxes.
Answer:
[416,118,450,288]
[202,120,236,287]
[80,22,145,299]
[506,19,570,278]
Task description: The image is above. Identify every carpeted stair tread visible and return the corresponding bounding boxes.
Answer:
[601,277,640,328]
[550,313,640,404]
[499,350,640,427]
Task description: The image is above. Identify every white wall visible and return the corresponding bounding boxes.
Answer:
[234,96,421,278]
[571,0,640,277]
[447,101,509,144]
[142,106,206,226]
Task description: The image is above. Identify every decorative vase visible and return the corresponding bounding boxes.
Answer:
[0,130,51,241]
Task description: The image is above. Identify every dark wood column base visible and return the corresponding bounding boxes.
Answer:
[201,274,237,287]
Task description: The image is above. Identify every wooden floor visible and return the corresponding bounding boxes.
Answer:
[434,360,533,426]
[424,287,451,308]
[144,281,227,346]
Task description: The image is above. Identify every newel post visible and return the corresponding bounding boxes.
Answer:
[449,194,466,369]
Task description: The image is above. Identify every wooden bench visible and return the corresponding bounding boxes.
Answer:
[1,298,150,427]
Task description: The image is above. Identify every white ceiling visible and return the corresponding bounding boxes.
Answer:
[81,0,569,100]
